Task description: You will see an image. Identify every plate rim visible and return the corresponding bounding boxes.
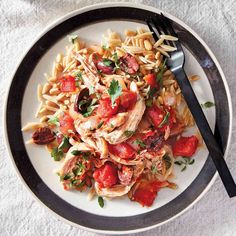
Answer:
[3,2,233,234]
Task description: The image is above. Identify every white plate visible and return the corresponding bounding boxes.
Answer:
[4,2,232,234]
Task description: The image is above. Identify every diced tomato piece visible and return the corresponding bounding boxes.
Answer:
[59,113,75,135]
[147,105,176,132]
[119,91,137,110]
[108,142,136,159]
[93,163,118,188]
[147,105,165,128]
[173,135,199,157]
[97,97,119,118]
[144,73,159,90]
[131,180,169,207]
[143,130,156,140]
[60,75,76,92]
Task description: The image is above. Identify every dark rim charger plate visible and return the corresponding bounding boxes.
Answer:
[6,6,230,232]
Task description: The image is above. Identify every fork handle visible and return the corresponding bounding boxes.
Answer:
[174,68,236,197]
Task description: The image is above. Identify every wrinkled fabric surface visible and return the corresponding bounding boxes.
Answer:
[0,0,236,235]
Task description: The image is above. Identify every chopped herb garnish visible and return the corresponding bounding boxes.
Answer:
[83,106,95,118]
[97,121,104,129]
[112,52,120,69]
[124,130,135,138]
[82,98,97,118]
[103,58,113,66]
[89,85,95,94]
[145,99,153,107]
[148,86,158,99]
[102,44,109,50]
[189,159,195,165]
[201,101,215,109]
[58,136,70,150]
[174,161,182,165]
[163,154,172,170]
[68,34,78,44]
[61,172,74,181]
[108,79,122,107]
[51,147,64,161]
[71,150,82,156]
[151,165,157,174]
[75,71,83,87]
[156,58,167,86]
[71,180,85,188]
[78,100,89,110]
[174,157,195,171]
[48,116,59,126]
[73,162,85,176]
[158,111,170,128]
[98,196,104,208]
[71,150,90,160]
[134,139,146,148]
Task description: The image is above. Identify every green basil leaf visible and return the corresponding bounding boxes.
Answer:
[181,165,187,172]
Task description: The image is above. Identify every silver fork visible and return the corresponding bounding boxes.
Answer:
[147,13,236,197]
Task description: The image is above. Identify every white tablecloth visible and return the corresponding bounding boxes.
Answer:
[1,0,236,235]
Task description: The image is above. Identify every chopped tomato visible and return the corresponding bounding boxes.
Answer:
[173,135,199,157]
[131,180,169,207]
[60,75,76,92]
[143,130,156,140]
[119,91,137,110]
[93,163,118,188]
[59,113,75,135]
[97,97,119,118]
[144,73,159,90]
[147,105,176,132]
[108,142,136,159]
[147,105,165,129]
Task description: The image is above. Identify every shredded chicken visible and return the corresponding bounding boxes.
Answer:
[101,83,146,144]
